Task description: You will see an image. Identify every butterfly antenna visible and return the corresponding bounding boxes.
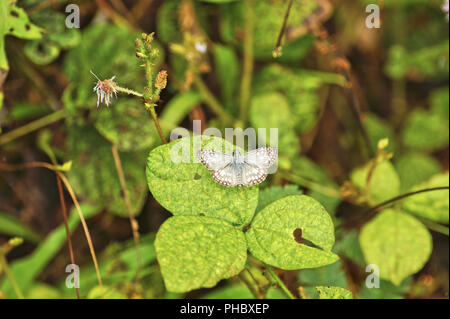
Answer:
[90,70,102,82]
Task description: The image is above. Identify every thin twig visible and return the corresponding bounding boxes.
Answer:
[273,0,294,58]
[0,109,67,146]
[337,186,450,230]
[0,249,24,299]
[56,176,80,299]
[111,145,142,283]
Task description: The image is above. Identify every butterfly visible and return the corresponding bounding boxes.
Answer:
[197,147,278,187]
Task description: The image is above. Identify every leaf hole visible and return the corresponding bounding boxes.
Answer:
[194,173,201,180]
[10,10,19,17]
[25,24,31,31]
[293,228,323,250]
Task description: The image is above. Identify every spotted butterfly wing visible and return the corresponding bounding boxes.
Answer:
[241,147,278,187]
[197,150,239,187]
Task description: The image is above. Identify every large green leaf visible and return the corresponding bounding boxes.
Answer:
[246,195,338,270]
[351,159,400,204]
[315,286,353,299]
[155,216,247,292]
[146,135,258,225]
[402,109,449,152]
[359,209,432,285]
[256,185,303,213]
[402,172,449,224]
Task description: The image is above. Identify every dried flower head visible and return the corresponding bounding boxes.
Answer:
[91,70,118,107]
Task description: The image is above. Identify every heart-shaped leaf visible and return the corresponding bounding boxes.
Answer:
[402,172,449,224]
[146,135,258,225]
[246,195,338,270]
[359,209,432,285]
[155,216,247,292]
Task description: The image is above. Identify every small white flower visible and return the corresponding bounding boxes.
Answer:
[195,42,207,53]
[91,70,118,107]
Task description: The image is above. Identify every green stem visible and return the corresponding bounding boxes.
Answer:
[239,0,254,124]
[0,250,25,299]
[239,272,263,299]
[194,75,234,125]
[148,104,167,144]
[0,109,67,146]
[420,219,449,236]
[265,264,295,299]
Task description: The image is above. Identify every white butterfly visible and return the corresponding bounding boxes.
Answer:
[197,147,278,187]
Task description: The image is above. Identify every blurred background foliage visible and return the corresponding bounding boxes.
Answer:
[0,0,448,299]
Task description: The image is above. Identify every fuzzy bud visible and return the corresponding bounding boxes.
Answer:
[155,70,168,90]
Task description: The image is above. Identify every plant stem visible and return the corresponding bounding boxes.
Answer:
[239,272,263,299]
[239,0,254,124]
[265,264,295,299]
[56,176,80,299]
[0,109,66,146]
[0,249,24,299]
[273,0,294,58]
[0,161,104,298]
[148,104,167,144]
[111,145,142,283]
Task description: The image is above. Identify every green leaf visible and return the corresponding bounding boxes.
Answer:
[359,209,432,285]
[155,216,247,292]
[94,98,160,151]
[66,124,147,217]
[402,172,449,224]
[351,159,400,204]
[246,195,339,270]
[256,185,303,213]
[253,64,345,133]
[315,286,353,299]
[394,153,442,192]
[0,0,8,70]
[402,109,449,152]
[5,5,44,40]
[0,212,40,243]
[146,135,258,225]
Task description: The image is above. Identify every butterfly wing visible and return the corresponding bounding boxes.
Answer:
[241,147,278,187]
[211,163,240,187]
[197,150,238,187]
[197,150,233,170]
[243,147,278,169]
[241,162,268,187]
